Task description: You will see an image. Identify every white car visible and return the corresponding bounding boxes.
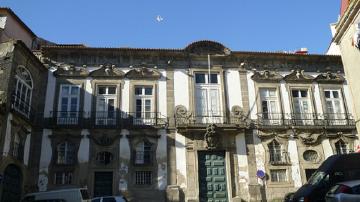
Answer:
[326,180,360,202]
[91,196,128,202]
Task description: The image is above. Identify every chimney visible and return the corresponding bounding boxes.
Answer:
[340,0,350,17]
[295,48,308,54]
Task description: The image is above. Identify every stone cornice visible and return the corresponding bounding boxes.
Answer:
[284,69,314,83]
[251,70,283,83]
[125,67,161,80]
[315,71,345,84]
[334,0,360,43]
[89,64,124,78]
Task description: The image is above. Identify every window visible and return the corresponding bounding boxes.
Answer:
[56,142,76,165]
[54,172,73,185]
[134,141,152,165]
[58,85,80,124]
[259,88,280,123]
[335,140,348,154]
[270,169,287,182]
[194,73,221,123]
[135,171,152,185]
[96,86,117,125]
[96,151,113,165]
[134,86,154,124]
[12,133,24,161]
[324,90,346,124]
[13,66,33,117]
[292,89,313,125]
[268,140,284,164]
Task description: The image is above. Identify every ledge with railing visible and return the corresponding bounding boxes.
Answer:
[175,111,247,126]
[257,113,355,128]
[45,111,168,128]
[269,151,291,165]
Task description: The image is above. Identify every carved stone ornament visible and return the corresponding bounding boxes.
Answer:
[231,105,245,118]
[204,124,219,149]
[251,70,283,83]
[175,105,192,118]
[299,132,323,145]
[315,71,345,84]
[125,66,161,80]
[89,64,124,78]
[257,130,289,140]
[89,134,121,146]
[327,132,356,140]
[54,65,89,77]
[184,40,231,55]
[284,69,314,83]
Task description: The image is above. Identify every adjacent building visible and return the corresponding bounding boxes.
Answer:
[332,0,360,136]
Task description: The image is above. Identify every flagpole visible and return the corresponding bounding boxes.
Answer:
[208,54,212,121]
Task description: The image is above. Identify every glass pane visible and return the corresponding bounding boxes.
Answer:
[210,89,219,114]
[145,87,153,95]
[136,99,142,117]
[70,98,78,111]
[71,86,79,95]
[196,89,207,115]
[108,99,115,111]
[301,90,307,97]
[108,87,116,94]
[260,89,268,98]
[145,100,151,111]
[98,87,106,94]
[262,101,268,118]
[209,74,218,84]
[97,99,106,111]
[325,91,330,98]
[269,89,276,97]
[61,86,69,95]
[292,90,298,97]
[135,87,142,95]
[195,73,205,84]
[333,91,339,98]
[61,98,68,111]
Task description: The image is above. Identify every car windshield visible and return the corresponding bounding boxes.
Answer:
[307,171,328,185]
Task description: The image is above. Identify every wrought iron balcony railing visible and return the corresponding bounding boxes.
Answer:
[256,112,355,128]
[175,111,247,126]
[94,111,120,127]
[47,111,87,127]
[122,112,168,127]
[269,151,291,165]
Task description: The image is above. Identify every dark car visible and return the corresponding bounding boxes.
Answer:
[287,153,360,202]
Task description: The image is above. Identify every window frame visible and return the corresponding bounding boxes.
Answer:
[13,66,33,117]
[95,85,118,125]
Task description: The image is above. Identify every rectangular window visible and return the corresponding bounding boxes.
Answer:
[134,86,154,125]
[292,89,313,125]
[270,169,287,182]
[54,172,73,185]
[135,171,152,185]
[57,85,80,125]
[324,90,345,124]
[194,73,221,123]
[260,88,280,124]
[96,86,117,125]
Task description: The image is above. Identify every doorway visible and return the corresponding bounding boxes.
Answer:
[94,172,113,197]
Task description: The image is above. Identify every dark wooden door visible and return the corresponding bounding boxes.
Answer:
[94,172,113,197]
[1,165,22,202]
[198,151,228,202]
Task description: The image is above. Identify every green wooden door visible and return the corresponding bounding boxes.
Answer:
[198,151,228,202]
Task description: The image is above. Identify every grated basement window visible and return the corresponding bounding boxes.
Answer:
[135,171,152,185]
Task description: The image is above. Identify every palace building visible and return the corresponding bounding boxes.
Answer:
[0,7,359,202]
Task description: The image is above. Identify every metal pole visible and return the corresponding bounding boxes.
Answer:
[208,54,212,121]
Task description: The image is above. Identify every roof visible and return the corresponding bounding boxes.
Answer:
[0,7,36,38]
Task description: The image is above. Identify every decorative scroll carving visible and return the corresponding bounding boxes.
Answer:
[184,40,231,55]
[125,67,161,80]
[175,105,192,118]
[257,130,289,141]
[299,132,323,145]
[251,70,283,82]
[326,132,356,140]
[315,71,345,84]
[284,69,314,83]
[89,64,124,78]
[54,65,89,77]
[204,124,219,149]
[89,134,121,146]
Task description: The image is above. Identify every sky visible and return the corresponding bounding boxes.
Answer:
[1,0,341,54]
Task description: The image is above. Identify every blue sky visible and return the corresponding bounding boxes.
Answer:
[2,0,340,53]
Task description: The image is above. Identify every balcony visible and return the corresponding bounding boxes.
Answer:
[269,151,291,165]
[45,111,167,129]
[257,113,355,129]
[175,111,247,127]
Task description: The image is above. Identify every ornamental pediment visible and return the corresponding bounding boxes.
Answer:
[54,65,89,77]
[184,40,231,55]
[89,64,124,78]
[284,69,314,83]
[125,67,161,80]
[315,71,345,84]
[251,70,283,82]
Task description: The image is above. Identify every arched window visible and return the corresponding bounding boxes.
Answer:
[56,142,75,165]
[268,140,283,163]
[96,151,113,165]
[134,140,152,165]
[335,140,348,154]
[13,66,33,117]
